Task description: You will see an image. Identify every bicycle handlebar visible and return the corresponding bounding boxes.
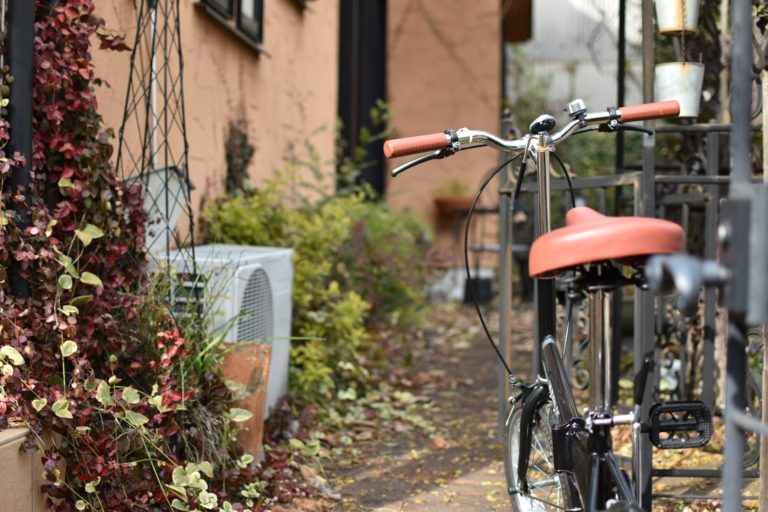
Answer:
[617,100,680,122]
[383,100,680,163]
[383,132,450,159]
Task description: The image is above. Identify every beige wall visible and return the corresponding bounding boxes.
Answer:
[386,0,501,263]
[93,1,340,216]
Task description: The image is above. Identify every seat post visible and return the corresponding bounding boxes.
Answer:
[588,277,614,414]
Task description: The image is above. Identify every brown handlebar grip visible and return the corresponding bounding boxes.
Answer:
[383,132,451,158]
[618,100,680,122]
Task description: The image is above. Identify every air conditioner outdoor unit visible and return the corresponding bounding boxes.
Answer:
[168,244,294,415]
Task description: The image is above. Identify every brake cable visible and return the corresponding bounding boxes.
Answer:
[464,152,524,376]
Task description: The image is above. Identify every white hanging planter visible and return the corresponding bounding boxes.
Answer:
[654,62,705,118]
[654,0,701,35]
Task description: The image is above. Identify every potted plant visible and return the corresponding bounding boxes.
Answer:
[433,179,474,216]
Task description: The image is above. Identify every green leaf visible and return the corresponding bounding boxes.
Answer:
[197,461,214,478]
[95,381,114,406]
[45,219,57,237]
[1,364,12,376]
[58,305,79,316]
[82,224,105,239]
[172,466,188,486]
[75,229,93,247]
[58,178,74,189]
[171,498,189,511]
[84,479,99,493]
[58,274,73,290]
[51,398,73,419]
[75,500,87,511]
[236,453,254,469]
[123,410,148,427]
[70,295,93,306]
[79,272,103,287]
[166,484,187,499]
[122,387,140,405]
[31,398,47,411]
[228,408,253,423]
[60,340,78,358]
[0,345,24,366]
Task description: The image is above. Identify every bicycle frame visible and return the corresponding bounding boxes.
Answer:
[517,130,640,510]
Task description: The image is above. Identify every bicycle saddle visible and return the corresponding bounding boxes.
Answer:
[529,207,684,278]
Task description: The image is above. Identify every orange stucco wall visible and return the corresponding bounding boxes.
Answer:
[386,0,501,263]
[92,1,339,215]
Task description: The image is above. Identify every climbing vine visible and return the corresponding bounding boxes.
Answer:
[0,2,312,511]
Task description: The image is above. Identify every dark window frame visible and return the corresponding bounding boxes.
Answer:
[204,0,233,17]
[237,0,264,42]
[198,0,264,51]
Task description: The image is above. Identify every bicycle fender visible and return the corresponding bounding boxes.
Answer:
[516,383,549,493]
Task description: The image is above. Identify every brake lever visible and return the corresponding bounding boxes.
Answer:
[597,123,654,136]
[391,147,458,177]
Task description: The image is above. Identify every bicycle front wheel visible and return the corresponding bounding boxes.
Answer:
[505,402,580,511]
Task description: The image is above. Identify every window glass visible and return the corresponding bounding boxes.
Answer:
[241,0,255,18]
[238,0,263,42]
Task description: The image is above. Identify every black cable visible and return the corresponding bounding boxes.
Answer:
[551,152,576,208]
[464,153,523,376]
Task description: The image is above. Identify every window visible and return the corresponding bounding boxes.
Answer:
[238,0,264,41]
[198,0,264,49]
[205,0,232,16]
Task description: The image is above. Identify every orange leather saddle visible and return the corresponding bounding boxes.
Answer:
[529,207,685,278]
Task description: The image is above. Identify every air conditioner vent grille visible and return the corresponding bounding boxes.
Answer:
[237,267,274,342]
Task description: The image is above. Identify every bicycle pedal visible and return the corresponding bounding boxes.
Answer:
[647,400,712,449]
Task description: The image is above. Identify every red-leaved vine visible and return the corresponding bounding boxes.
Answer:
[0,1,314,511]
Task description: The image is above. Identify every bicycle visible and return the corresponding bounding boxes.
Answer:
[384,99,714,511]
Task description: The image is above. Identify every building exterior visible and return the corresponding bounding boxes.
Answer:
[93,0,340,213]
[91,1,505,264]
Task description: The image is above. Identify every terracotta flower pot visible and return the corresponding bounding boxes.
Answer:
[222,342,272,459]
[434,196,474,216]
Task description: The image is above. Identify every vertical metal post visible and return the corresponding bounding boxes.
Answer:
[5,0,35,297]
[722,0,753,509]
[701,132,719,411]
[589,287,614,414]
[610,0,628,408]
[635,1,656,508]
[723,318,748,512]
[535,136,556,377]
[761,70,768,512]
[498,111,514,439]
[589,290,606,413]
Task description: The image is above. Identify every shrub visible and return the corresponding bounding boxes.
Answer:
[204,180,431,404]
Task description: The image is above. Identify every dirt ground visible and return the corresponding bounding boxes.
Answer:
[323,303,531,512]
